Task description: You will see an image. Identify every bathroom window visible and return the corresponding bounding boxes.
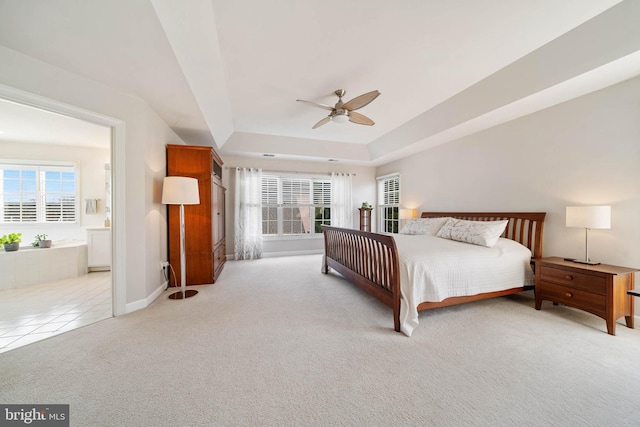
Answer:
[0,163,77,223]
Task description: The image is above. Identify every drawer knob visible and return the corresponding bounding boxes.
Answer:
[564,275,573,281]
[565,292,573,298]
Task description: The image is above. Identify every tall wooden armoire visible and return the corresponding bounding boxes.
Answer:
[166,144,226,286]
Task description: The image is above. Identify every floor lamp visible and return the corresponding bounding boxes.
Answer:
[162,176,200,299]
[565,205,611,265]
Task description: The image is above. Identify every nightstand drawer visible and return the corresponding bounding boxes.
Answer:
[539,266,606,294]
[538,282,605,314]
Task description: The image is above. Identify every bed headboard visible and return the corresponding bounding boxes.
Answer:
[420,212,546,258]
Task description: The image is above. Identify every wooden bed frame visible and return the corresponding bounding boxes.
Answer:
[322,212,546,332]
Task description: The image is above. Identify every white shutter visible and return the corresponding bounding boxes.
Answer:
[0,164,76,223]
[313,181,331,205]
[43,169,76,222]
[378,174,399,207]
[282,178,310,205]
[261,175,278,205]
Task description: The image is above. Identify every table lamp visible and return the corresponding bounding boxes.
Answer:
[162,176,200,299]
[565,205,611,265]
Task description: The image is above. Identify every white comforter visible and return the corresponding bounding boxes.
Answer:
[395,234,534,336]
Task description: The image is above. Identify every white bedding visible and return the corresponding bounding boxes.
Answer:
[395,234,534,336]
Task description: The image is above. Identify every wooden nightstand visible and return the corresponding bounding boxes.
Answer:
[534,257,638,335]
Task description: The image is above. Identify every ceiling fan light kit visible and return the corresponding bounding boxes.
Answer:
[332,113,349,123]
[297,89,380,129]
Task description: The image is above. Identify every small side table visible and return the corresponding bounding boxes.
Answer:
[534,257,638,335]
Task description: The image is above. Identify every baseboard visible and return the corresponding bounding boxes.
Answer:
[224,250,323,259]
[125,281,167,314]
[262,250,323,258]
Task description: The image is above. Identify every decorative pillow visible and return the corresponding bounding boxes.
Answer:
[399,217,450,236]
[436,218,508,247]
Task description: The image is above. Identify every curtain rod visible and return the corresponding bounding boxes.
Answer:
[224,167,355,176]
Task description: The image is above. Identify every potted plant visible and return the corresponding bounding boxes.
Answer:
[0,233,22,252]
[31,233,52,248]
[361,202,372,210]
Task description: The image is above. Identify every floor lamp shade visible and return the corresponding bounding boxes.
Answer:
[162,176,200,299]
[162,176,200,205]
[566,205,611,265]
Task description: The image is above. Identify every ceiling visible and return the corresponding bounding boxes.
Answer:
[0,98,110,147]
[0,0,638,164]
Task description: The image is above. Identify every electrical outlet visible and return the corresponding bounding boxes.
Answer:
[160,261,170,270]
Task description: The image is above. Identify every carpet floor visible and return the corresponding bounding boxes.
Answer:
[1,254,640,426]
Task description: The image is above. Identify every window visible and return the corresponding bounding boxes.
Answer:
[261,174,331,236]
[0,163,77,223]
[377,173,400,233]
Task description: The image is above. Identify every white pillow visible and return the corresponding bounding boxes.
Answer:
[436,218,508,247]
[399,217,450,236]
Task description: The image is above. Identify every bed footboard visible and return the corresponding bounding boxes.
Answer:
[321,226,401,331]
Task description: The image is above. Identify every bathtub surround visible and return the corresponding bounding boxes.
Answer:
[0,241,88,291]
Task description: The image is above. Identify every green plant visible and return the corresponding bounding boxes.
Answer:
[0,233,22,244]
[361,202,372,209]
[31,233,48,247]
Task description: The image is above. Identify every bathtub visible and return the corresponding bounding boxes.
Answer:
[0,240,88,291]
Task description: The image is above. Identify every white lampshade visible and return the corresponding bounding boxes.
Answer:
[566,206,611,229]
[399,209,415,220]
[332,113,349,123]
[162,176,200,205]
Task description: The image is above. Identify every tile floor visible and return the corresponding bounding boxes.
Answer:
[0,271,112,354]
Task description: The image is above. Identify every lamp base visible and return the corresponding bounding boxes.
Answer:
[168,289,199,300]
[565,258,601,266]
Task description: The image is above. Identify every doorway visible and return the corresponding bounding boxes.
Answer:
[0,85,125,353]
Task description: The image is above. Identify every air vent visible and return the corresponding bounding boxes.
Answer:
[328,159,339,162]
[263,154,275,157]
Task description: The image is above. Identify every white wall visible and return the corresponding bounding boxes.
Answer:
[222,155,377,257]
[0,45,185,310]
[0,141,110,242]
[376,76,640,269]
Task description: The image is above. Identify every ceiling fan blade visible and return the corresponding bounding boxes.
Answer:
[297,99,334,111]
[343,90,380,111]
[312,116,332,129]
[349,111,375,126]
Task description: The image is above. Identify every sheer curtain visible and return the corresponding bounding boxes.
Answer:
[234,168,263,260]
[330,172,353,228]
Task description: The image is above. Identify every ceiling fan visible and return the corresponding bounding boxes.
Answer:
[297,89,381,129]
